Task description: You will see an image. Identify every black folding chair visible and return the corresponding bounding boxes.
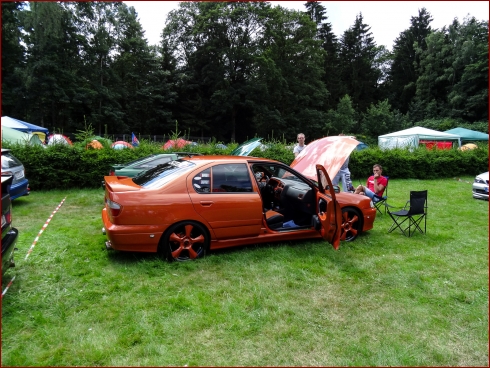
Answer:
[388,190,428,237]
[373,176,389,214]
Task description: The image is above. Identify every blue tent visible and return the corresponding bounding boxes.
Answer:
[1,116,49,134]
[2,116,49,142]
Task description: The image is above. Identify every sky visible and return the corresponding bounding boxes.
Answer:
[125,1,489,50]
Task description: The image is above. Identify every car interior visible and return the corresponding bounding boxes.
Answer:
[251,164,321,231]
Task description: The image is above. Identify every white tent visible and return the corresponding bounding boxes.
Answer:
[378,126,461,150]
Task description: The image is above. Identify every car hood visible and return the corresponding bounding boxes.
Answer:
[290,136,359,181]
[476,172,489,181]
[231,137,263,156]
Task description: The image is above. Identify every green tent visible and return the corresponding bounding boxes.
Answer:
[2,125,44,146]
[444,127,488,143]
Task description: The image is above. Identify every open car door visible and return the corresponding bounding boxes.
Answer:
[315,164,342,250]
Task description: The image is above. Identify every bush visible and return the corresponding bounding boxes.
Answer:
[349,145,488,180]
[3,139,488,191]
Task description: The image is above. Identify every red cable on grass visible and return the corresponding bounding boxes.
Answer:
[2,276,16,298]
[25,197,66,260]
[2,197,67,298]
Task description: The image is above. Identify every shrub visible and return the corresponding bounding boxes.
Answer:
[3,139,488,191]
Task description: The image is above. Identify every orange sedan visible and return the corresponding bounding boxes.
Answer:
[102,137,376,261]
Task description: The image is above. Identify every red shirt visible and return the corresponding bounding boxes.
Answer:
[366,175,387,196]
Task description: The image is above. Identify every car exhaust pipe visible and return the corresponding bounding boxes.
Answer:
[105,241,113,250]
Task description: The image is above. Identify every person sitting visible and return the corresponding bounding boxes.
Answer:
[354,164,387,201]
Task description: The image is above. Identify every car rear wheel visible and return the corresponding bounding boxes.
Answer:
[340,207,362,242]
[159,221,209,262]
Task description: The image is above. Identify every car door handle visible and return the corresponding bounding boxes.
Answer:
[200,201,214,207]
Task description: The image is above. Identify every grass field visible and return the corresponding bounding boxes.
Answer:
[1,176,488,366]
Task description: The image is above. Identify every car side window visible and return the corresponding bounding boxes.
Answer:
[192,168,211,193]
[193,164,253,193]
[212,164,253,192]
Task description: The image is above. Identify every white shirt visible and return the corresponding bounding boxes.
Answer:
[293,144,306,155]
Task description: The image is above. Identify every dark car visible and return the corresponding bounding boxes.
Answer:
[1,149,29,200]
[2,175,18,276]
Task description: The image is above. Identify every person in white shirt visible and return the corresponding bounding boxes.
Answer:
[293,133,306,157]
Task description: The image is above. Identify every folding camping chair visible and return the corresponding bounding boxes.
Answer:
[388,190,428,237]
[373,176,389,214]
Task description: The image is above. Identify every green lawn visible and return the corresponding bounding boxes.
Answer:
[1,177,488,366]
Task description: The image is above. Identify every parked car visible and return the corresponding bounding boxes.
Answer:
[2,175,18,275]
[102,138,376,261]
[472,171,488,200]
[1,149,29,200]
[109,153,203,178]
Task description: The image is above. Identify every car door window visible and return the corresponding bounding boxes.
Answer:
[192,164,253,193]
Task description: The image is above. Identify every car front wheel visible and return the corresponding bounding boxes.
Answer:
[340,207,362,242]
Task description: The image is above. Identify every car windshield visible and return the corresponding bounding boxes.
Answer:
[132,159,195,189]
[123,154,158,167]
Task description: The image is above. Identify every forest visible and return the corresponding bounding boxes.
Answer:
[1,1,488,143]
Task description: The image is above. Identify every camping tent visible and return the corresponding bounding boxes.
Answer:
[163,138,194,150]
[378,126,461,150]
[86,140,104,150]
[111,141,133,149]
[444,127,488,143]
[1,116,49,142]
[2,125,44,146]
[47,134,73,145]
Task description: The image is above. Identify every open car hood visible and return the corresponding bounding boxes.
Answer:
[231,137,263,156]
[290,136,359,181]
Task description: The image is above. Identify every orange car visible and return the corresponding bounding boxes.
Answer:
[102,137,376,261]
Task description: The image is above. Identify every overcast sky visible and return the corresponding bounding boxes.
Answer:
[125,1,488,50]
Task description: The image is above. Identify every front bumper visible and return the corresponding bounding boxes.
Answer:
[2,228,18,275]
[472,183,488,200]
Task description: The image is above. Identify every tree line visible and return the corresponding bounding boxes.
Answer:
[1,1,488,143]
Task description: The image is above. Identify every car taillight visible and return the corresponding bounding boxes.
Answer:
[109,170,115,176]
[106,199,122,216]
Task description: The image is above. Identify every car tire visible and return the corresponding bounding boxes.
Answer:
[159,221,209,262]
[340,207,362,242]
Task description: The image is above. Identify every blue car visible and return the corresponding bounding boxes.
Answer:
[1,149,29,200]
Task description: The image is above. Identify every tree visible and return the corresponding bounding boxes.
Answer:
[387,8,433,114]
[112,4,175,134]
[324,95,356,135]
[1,2,27,117]
[305,1,344,110]
[251,4,328,140]
[338,13,380,131]
[362,99,398,136]
[444,17,488,122]
[22,2,74,129]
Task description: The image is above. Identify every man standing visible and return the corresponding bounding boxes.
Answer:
[293,133,306,157]
[332,157,354,192]
[354,164,387,201]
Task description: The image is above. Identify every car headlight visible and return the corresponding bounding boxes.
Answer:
[474,177,486,184]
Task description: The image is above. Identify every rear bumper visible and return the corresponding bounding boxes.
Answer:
[101,207,163,253]
[2,228,18,275]
[10,179,29,200]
